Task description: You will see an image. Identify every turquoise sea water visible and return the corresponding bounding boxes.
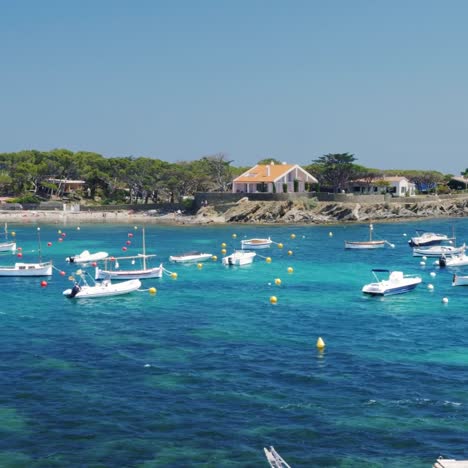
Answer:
[0,219,467,467]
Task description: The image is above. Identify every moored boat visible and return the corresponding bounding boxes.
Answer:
[0,223,16,252]
[437,252,468,268]
[222,250,256,266]
[345,224,391,249]
[241,238,272,249]
[362,269,422,296]
[63,277,141,299]
[452,274,468,287]
[169,251,213,263]
[412,243,464,257]
[66,250,109,264]
[0,261,53,277]
[408,231,451,247]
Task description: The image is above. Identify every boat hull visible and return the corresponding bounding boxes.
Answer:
[362,282,420,296]
[63,279,142,298]
[413,244,464,257]
[169,253,212,263]
[0,242,16,252]
[95,265,163,280]
[0,262,53,277]
[222,251,256,266]
[241,239,272,249]
[452,275,468,287]
[345,241,385,249]
[66,250,109,264]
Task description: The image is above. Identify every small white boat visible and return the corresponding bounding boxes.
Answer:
[169,251,213,263]
[222,250,256,266]
[344,224,392,249]
[408,231,451,247]
[63,277,141,299]
[241,238,272,249]
[413,243,464,257]
[95,261,163,280]
[0,261,53,277]
[362,269,422,296]
[66,250,108,264]
[95,228,162,280]
[452,274,468,287]
[437,253,468,268]
[264,446,291,468]
[0,223,16,252]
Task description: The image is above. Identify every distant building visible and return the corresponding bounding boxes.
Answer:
[45,179,86,194]
[349,176,416,197]
[448,176,468,190]
[232,163,318,194]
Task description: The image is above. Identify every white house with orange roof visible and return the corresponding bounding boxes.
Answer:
[232,163,318,194]
[349,176,416,197]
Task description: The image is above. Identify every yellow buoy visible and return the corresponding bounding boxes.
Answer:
[277,243,284,249]
[232,233,237,239]
[197,263,203,269]
[171,272,178,279]
[221,242,227,248]
[266,257,272,263]
[211,255,218,261]
[290,233,296,239]
[316,337,326,350]
[11,231,16,237]
[274,278,282,286]
[221,249,227,255]
[149,287,157,295]
[287,267,294,273]
[287,250,293,256]
[270,296,278,304]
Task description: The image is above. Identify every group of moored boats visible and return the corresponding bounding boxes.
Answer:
[357,227,468,296]
[0,227,276,299]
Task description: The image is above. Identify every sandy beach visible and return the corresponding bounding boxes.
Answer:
[0,209,195,225]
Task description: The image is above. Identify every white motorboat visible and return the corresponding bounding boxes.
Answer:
[344,224,393,249]
[452,274,468,287]
[0,261,53,277]
[66,250,108,264]
[408,231,451,247]
[95,228,162,280]
[413,243,464,257]
[362,269,422,296]
[0,223,16,252]
[437,253,468,268]
[241,238,272,249]
[222,250,256,266]
[169,251,213,263]
[63,271,141,299]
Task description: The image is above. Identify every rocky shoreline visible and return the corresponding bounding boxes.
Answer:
[1,195,468,226]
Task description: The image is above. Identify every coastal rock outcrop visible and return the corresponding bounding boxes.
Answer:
[192,196,468,224]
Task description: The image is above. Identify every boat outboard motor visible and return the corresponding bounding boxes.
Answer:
[228,257,233,266]
[67,256,75,263]
[69,283,81,298]
[439,254,447,267]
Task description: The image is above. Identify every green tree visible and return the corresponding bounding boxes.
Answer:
[311,153,357,193]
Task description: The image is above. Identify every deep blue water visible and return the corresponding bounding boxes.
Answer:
[0,219,467,467]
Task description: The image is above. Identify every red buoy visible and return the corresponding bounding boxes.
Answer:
[17,253,23,258]
[60,271,66,276]
[40,281,48,287]
[122,246,127,251]
[47,242,52,247]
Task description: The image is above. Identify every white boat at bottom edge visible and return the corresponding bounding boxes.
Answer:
[63,278,141,298]
[0,261,53,277]
[362,269,422,296]
[452,274,468,287]
[222,250,256,266]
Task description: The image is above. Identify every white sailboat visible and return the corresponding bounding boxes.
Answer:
[345,224,393,249]
[0,223,16,252]
[95,228,163,280]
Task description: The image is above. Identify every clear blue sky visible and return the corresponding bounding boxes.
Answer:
[1,0,467,174]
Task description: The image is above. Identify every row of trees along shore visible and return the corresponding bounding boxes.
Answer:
[0,150,465,205]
